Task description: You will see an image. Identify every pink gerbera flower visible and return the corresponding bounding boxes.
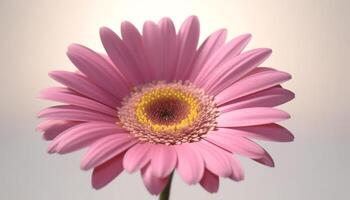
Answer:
[37,15,294,197]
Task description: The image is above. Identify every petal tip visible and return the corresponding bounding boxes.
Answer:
[48,70,58,78]
[47,144,57,154]
[235,176,245,182]
[241,33,252,40]
[48,70,66,80]
[80,160,91,171]
[67,43,82,53]
[91,179,104,190]
[187,15,199,21]
[288,133,295,142]
[122,161,137,174]
[143,20,157,29]
[99,26,114,38]
[254,151,275,167]
[121,20,131,27]
[264,48,273,55]
[158,17,173,24]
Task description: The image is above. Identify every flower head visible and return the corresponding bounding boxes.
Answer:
[37,15,294,195]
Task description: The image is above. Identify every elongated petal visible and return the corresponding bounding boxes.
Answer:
[194,33,251,85]
[38,105,116,123]
[205,131,266,158]
[175,143,204,184]
[174,15,199,80]
[229,156,244,181]
[123,143,153,173]
[244,66,276,76]
[218,87,295,112]
[67,44,129,99]
[50,122,125,154]
[121,21,150,82]
[218,124,294,142]
[200,169,219,193]
[151,145,177,178]
[81,134,137,170]
[142,21,162,80]
[39,86,77,95]
[49,71,119,108]
[203,48,272,95]
[100,27,142,85]
[39,87,117,116]
[36,120,80,140]
[36,119,73,131]
[253,150,275,167]
[92,153,124,189]
[188,29,227,82]
[158,17,177,81]
[193,140,232,177]
[216,70,291,105]
[217,107,290,127]
[141,164,169,195]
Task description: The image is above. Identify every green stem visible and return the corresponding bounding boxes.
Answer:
[159,172,174,200]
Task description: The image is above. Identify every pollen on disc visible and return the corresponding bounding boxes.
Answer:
[117,81,218,145]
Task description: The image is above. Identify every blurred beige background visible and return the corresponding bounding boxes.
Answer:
[0,0,349,199]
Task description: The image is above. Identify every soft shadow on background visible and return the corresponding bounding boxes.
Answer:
[0,0,349,199]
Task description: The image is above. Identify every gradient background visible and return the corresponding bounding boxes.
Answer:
[1,0,349,199]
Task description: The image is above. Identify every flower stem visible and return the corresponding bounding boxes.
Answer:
[159,172,174,200]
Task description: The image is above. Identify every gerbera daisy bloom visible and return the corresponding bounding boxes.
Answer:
[37,15,294,197]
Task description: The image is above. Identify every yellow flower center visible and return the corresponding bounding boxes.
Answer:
[117,81,218,145]
[135,87,199,133]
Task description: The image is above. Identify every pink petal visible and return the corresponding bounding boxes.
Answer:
[188,28,227,82]
[218,87,295,113]
[193,140,232,177]
[215,70,291,105]
[218,124,294,142]
[175,143,204,184]
[200,169,219,193]
[39,87,117,116]
[123,143,153,173]
[99,53,117,70]
[92,153,124,189]
[50,122,125,154]
[204,48,272,95]
[49,71,119,108]
[99,27,142,85]
[142,21,162,80]
[194,34,251,85]
[205,131,266,158]
[67,44,130,99]
[38,105,116,123]
[253,150,275,167]
[151,145,177,178]
[141,164,169,195]
[217,107,290,127]
[80,134,137,170]
[244,66,277,76]
[36,120,80,140]
[229,156,245,181]
[39,86,77,95]
[36,119,71,131]
[158,17,177,81]
[174,15,200,80]
[121,21,151,83]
